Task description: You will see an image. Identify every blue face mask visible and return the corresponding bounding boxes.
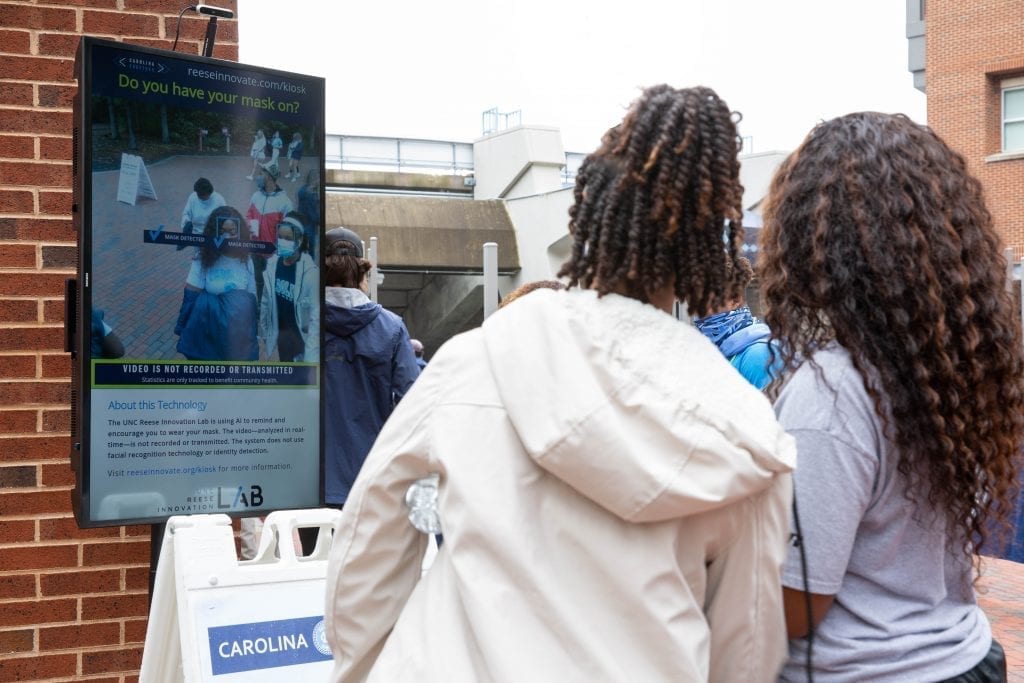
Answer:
[277,238,297,258]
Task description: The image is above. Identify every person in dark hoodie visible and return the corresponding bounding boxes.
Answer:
[694,256,775,390]
[323,226,420,508]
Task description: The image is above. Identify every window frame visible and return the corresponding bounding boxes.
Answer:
[1001,78,1024,153]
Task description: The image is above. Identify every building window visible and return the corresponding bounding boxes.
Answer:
[1003,85,1024,152]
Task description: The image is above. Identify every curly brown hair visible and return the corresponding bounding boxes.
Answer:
[726,256,755,292]
[760,112,1024,556]
[499,280,566,309]
[557,85,746,316]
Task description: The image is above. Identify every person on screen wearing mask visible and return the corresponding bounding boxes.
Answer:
[247,129,266,180]
[287,132,303,181]
[246,162,293,304]
[297,168,321,259]
[178,177,225,252]
[259,212,319,363]
[269,130,283,165]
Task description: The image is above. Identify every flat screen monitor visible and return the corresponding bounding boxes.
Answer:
[70,37,325,526]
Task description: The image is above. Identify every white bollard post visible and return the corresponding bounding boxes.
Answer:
[369,237,379,303]
[483,242,498,319]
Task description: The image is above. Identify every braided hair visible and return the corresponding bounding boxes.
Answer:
[558,84,746,317]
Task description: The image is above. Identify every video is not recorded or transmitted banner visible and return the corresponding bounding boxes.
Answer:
[73,38,326,526]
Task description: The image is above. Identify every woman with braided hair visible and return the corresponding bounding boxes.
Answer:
[325,85,795,682]
[762,112,1024,682]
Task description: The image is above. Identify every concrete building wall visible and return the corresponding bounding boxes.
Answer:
[0,2,238,679]
[499,187,574,296]
[738,150,788,210]
[926,0,1024,256]
[472,125,566,200]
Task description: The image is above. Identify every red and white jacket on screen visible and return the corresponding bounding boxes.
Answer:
[245,187,293,248]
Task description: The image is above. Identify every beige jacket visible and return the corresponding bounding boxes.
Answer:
[325,289,796,682]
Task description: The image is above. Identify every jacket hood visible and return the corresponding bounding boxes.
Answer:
[482,289,794,523]
[695,306,772,355]
[719,321,771,358]
[325,287,381,337]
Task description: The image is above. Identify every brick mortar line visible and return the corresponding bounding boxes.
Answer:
[0,408,69,414]
[0,543,89,553]
[0,593,149,602]
[0,566,150,573]
[0,144,73,158]
[0,259,75,263]
[0,272,76,276]
[0,214,71,219]
[0,405,63,411]
[0,244,75,249]
[0,459,79,465]
[0,273,76,277]
[3,644,149,658]
[0,372,70,376]
[0,377,69,381]
[0,297,65,301]
[0,79,77,86]
[0,51,75,60]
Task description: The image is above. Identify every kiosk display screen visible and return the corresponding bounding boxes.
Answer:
[71,38,325,526]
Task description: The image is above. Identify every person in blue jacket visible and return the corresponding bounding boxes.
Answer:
[322,226,420,507]
[173,206,258,362]
[694,256,776,390]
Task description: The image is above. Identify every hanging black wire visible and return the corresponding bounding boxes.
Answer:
[171,5,197,52]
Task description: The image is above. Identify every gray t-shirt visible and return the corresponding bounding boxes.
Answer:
[777,345,990,682]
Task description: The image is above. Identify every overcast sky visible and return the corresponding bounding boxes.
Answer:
[238,0,926,153]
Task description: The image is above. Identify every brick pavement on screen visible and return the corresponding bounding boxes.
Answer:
[91,154,294,361]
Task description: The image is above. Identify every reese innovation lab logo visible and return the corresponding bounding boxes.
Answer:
[208,616,332,675]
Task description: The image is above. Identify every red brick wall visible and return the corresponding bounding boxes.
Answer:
[926,0,1024,257]
[0,2,237,680]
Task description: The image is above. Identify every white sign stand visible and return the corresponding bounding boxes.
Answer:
[117,152,158,206]
[139,509,342,682]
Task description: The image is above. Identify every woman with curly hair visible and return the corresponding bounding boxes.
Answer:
[324,84,795,682]
[173,205,258,361]
[761,112,1024,682]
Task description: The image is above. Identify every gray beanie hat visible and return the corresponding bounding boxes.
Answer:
[324,227,363,257]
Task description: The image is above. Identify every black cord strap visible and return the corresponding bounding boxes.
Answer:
[792,489,814,683]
